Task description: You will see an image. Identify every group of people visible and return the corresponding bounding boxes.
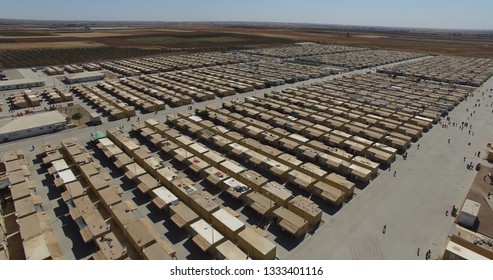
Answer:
[466,162,480,171]
[378,89,491,261]
[9,109,35,118]
[417,248,432,260]
[441,92,492,173]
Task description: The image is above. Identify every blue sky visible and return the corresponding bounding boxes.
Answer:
[0,0,492,30]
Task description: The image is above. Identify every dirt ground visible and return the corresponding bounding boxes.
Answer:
[57,104,91,128]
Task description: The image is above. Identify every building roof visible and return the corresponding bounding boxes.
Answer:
[445,240,490,260]
[0,78,44,87]
[216,240,247,260]
[212,208,245,232]
[238,227,276,254]
[0,111,66,135]
[190,219,224,245]
[65,71,103,81]
[462,199,481,216]
[152,186,179,205]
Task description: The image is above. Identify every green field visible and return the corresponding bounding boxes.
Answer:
[128,36,248,45]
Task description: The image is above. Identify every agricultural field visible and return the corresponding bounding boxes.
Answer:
[0,24,492,69]
[0,29,294,68]
[128,35,248,46]
[120,32,293,48]
[0,47,170,69]
[177,25,493,58]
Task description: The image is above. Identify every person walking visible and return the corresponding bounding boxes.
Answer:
[417,248,420,256]
[383,224,387,234]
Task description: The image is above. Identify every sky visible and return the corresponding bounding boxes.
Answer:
[0,0,492,30]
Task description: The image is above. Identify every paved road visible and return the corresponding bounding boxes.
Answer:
[287,76,493,260]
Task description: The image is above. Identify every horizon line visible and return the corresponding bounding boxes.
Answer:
[1,18,492,32]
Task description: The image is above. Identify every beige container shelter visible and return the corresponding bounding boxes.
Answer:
[287,195,322,227]
[211,208,245,242]
[273,207,309,237]
[245,192,277,218]
[237,227,276,260]
[169,202,200,230]
[190,219,225,252]
[215,240,248,260]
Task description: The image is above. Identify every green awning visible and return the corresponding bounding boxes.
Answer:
[90,131,106,140]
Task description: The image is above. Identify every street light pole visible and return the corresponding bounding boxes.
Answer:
[211,224,214,246]
[206,224,214,249]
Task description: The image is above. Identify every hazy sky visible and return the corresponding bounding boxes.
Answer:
[1,0,492,30]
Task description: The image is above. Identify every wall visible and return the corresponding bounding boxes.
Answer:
[458,212,476,227]
[0,82,45,91]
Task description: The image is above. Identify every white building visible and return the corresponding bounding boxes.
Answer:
[0,78,45,91]
[0,111,67,142]
[458,199,481,227]
[64,72,104,84]
[294,42,317,46]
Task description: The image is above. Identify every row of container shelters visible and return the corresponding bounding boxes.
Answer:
[3,149,63,260]
[105,126,277,259]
